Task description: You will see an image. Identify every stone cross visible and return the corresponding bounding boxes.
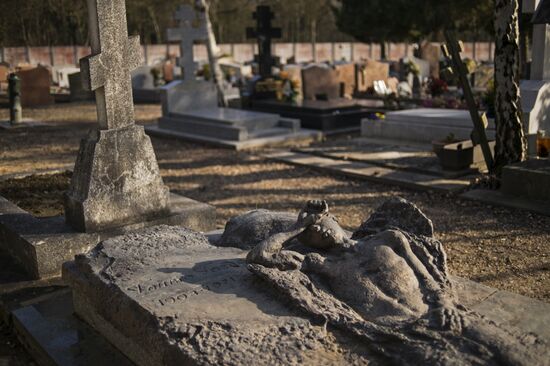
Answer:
[246,6,282,78]
[80,0,142,130]
[167,5,209,80]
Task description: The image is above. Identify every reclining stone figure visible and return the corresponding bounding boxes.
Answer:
[240,199,547,366]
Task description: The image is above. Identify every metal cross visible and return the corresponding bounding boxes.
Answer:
[246,6,282,78]
[80,0,142,130]
[442,30,495,172]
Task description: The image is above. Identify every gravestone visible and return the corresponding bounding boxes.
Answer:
[283,64,303,100]
[355,59,389,93]
[61,203,550,365]
[65,0,186,233]
[334,62,356,98]
[131,65,161,103]
[68,72,94,101]
[246,6,282,78]
[302,64,341,100]
[521,0,550,154]
[17,66,54,107]
[148,5,318,149]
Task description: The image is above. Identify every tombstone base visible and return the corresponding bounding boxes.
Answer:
[64,125,171,233]
[0,193,216,279]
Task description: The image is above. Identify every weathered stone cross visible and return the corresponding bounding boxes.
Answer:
[167,5,209,80]
[246,6,282,78]
[80,0,142,130]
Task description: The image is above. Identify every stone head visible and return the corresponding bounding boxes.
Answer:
[297,200,350,250]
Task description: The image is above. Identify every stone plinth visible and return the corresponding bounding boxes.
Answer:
[65,125,171,233]
[362,108,496,143]
[0,194,215,279]
[152,79,320,150]
[63,226,362,365]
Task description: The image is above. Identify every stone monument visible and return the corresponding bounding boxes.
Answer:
[63,198,550,365]
[64,0,209,233]
[521,0,550,154]
[147,5,319,150]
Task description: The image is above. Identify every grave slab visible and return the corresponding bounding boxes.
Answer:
[54,226,550,366]
[295,137,484,178]
[362,108,496,143]
[265,150,473,192]
[63,226,366,365]
[0,194,215,279]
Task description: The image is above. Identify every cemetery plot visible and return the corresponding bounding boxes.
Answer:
[148,4,320,149]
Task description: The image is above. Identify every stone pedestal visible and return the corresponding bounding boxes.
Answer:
[65,125,171,233]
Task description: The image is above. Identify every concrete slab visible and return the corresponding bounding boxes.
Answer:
[146,124,322,151]
[295,137,483,179]
[265,151,473,193]
[460,189,550,216]
[0,193,216,279]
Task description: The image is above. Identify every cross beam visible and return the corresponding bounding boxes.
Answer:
[442,30,495,172]
[167,5,209,80]
[246,6,282,78]
[80,0,142,130]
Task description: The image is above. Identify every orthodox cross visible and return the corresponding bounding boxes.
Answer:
[246,6,282,78]
[442,30,495,172]
[80,0,142,130]
[167,5,209,80]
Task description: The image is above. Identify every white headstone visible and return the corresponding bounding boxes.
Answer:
[520,0,550,153]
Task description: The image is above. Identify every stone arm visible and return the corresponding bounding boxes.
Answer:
[246,226,307,270]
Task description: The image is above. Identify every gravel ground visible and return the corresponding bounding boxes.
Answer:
[0,102,549,363]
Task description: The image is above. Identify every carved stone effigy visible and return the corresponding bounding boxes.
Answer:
[64,198,550,365]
